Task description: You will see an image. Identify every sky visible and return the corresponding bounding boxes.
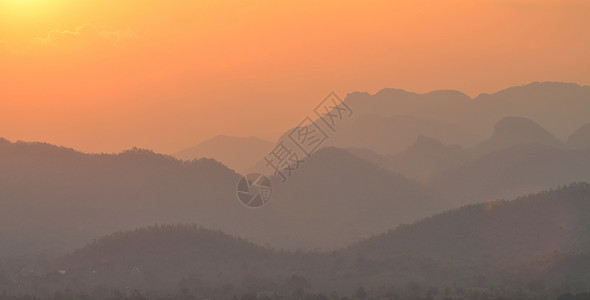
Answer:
[1,0,589,154]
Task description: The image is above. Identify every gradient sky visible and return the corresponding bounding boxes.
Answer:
[1,0,589,154]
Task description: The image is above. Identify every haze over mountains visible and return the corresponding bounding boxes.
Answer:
[346,136,470,183]
[0,139,248,256]
[3,82,590,256]
[264,147,440,250]
[4,115,588,257]
[7,184,590,299]
[321,114,481,155]
[345,82,590,142]
[1,81,590,298]
[181,82,590,175]
[0,140,440,255]
[174,135,273,174]
[472,116,566,156]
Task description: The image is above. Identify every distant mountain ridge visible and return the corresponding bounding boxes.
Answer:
[345,82,590,141]
[347,136,469,183]
[345,116,590,205]
[193,82,589,173]
[3,81,590,258]
[322,114,481,155]
[174,135,273,173]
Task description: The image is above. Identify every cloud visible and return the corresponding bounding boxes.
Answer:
[32,24,137,51]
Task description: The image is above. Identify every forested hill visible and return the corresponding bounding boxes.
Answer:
[349,182,590,263]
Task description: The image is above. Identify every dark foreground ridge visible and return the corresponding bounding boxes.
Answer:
[4,183,590,299]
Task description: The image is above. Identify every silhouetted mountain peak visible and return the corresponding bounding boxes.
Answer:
[493,116,563,144]
[474,116,564,155]
[374,88,414,98]
[474,82,585,101]
[494,116,546,134]
[567,123,590,150]
[284,146,403,181]
[494,81,583,96]
[346,91,371,99]
[425,89,471,100]
[265,146,437,250]
[371,88,470,101]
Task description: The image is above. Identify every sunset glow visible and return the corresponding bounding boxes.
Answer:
[3,1,590,298]
[1,0,589,153]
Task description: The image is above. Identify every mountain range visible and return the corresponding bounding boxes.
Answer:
[7,183,590,298]
[2,82,590,258]
[2,82,590,299]
[345,82,590,141]
[193,82,590,175]
[346,116,590,205]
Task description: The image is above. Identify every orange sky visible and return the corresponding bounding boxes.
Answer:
[1,0,589,154]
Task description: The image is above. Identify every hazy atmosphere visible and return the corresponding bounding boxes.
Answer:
[1,1,590,300]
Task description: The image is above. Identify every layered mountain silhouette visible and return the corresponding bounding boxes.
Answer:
[0,139,260,256]
[191,82,590,177]
[174,135,273,173]
[344,82,590,141]
[0,139,442,256]
[347,136,470,182]
[12,184,590,296]
[428,144,590,205]
[344,88,473,130]
[425,117,590,204]
[472,82,590,139]
[343,116,590,204]
[4,109,590,257]
[266,147,441,250]
[3,81,590,298]
[322,114,480,155]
